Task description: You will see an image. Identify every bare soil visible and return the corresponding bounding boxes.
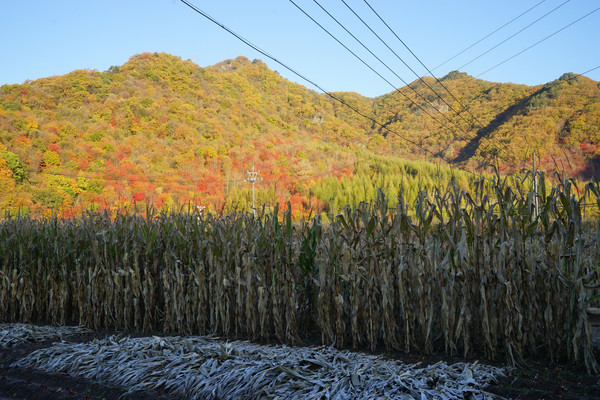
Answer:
[486,360,600,399]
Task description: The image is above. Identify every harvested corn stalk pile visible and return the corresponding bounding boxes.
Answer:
[0,323,88,348]
[14,334,507,399]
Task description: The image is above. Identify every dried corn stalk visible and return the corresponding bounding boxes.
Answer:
[14,333,508,400]
[0,177,598,372]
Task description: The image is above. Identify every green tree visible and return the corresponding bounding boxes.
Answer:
[0,147,27,182]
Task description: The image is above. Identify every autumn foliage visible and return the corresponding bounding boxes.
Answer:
[0,52,598,217]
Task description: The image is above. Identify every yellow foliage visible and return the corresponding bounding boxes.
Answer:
[0,157,15,193]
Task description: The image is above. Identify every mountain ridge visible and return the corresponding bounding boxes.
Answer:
[0,52,598,216]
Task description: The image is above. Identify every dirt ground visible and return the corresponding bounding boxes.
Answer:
[486,360,600,399]
[0,331,599,400]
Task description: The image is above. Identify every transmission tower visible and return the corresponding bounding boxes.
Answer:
[245,163,262,217]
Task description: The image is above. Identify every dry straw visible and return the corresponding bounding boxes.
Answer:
[13,334,508,399]
[0,323,88,348]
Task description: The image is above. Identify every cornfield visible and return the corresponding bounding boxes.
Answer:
[1,174,599,372]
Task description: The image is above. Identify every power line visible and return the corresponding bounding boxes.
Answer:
[360,0,489,136]
[476,5,600,78]
[54,168,245,186]
[457,64,600,111]
[472,64,600,112]
[180,0,450,161]
[437,2,599,163]
[579,64,600,77]
[82,153,599,209]
[337,0,474,133]
[433,0,548,71]
[341,0,507,157]
[290,0,464,138]
[306,0,470,136]
[180,0,598,178]
[452,64,600,165]
[340,0,596,165]
[463,63,600,128]
[456,0,571,72]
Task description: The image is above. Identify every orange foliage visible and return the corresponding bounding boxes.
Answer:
[0,52,598,216]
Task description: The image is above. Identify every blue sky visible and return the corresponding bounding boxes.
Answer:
[1,0,598,97]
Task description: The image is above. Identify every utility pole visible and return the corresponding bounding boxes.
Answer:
[532,153,539,219]
[245,163,262,217]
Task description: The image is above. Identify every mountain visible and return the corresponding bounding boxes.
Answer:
[371,70,600,177]
[0,52,598,216]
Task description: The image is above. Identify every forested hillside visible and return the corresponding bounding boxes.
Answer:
[0,52,598,216]
[371,70,600,176]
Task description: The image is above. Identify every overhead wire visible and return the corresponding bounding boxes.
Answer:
[382,0,599,161]
[291,0,466,138]
[450,4,600,139]
[338,0,475,133]
[452,1,600,165]
[28,3,598,212]
[304,0,471,137]
[433,0,548,71]
[451,64,600,166]
[180,0,598,177]
[349,0,599,164]
[57,171,243,187]
[179,0,450,161]
[456,0,571,72]
[359,0,489,135]
[466,64,600,122]
[476,5,600,78]
[336,0,515,162]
